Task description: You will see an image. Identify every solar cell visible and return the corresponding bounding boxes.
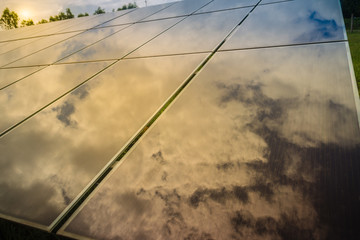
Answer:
[127,7,252,57]
[0,61,111,135]
[221,0,346,50]
[0,67,44,89]
[58,17,183,63]
[97,2,176,28]
[145,0,212,20]
[5,25,131,67]
[0,32,80,67]
[195,0,258,13]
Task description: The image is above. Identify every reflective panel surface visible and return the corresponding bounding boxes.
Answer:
[0,38,42,55]
[6,26,130,67]
[221,0,346,50]
[62,43,360,240]
[97,3,175,28]
[58,18,182,63]
[0,32,79,67]
[0,67,43,89]
[0,54,206,227]
[0,17,93,44]
[145,0,211,20]
[54,10,133,33]
[0,62,111,134]
[128,8,251,57]
[260,0,291,4]
[195,0,258,13]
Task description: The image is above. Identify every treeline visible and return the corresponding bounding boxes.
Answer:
[341,0,360,18]
[0,2,137,30]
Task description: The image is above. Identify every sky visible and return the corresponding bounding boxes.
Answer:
[0,0,179,22]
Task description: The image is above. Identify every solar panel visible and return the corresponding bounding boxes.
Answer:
[195,0,258,13]
[0,61,111,135]
[0,53,206,228]
[5,25,131,67]
[0,66,44,89]
[0,0,359,239]
[97,2,176,28]
[127,7,252,57]
[57,17,184,63]
[61,41,360,240]
[221,0,346,50]
[0,32,80,67]
[145,0,212,20]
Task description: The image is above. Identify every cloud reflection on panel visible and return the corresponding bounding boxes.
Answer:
[5,26,129,67]
[0,62,111,134]
[194,0,258,14]
[0,67,43,89]
[221,0,346,50]
[0,32,79,67]
[128,7,251,57]
[6,3,183,67]
[58,17,182,63]
[63,43,360,240]
[0,54,206,227]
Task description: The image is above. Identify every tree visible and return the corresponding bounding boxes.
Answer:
[49,8,74,22]
[38,19,48,24]
[21,19,34,27]
[77,12,89,18]
[49,15,59,22]
[0,7,19,29]
[117,2,138,11]
[65,8,74,19]
[94,7,105,15]
[341,0,360,18]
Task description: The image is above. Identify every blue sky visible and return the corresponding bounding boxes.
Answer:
[0,0,178,22]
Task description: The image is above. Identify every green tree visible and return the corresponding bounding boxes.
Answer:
[117,2,138,11]
[94,7,105,15]
[65,8,74,19]
[20,19,34,27]
[341,0,360,18]
[49,8,74,22]
[38,19,48,24]
[77,12,89,18]
[49,15,59,22]
[128,3,138,9]
[0,7,19,29]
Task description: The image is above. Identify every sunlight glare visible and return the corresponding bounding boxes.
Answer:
[19,9,32,19]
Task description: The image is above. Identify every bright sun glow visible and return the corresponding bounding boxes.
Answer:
[19,9,32,19]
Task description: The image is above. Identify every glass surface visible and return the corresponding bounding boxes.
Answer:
[0,20,77,43]
[0,67,43,89]
[6,25,130,67]
[58,17,183,63]
[0,38,43,55]
[27,16,99,38]
[0,54,206,227]
[62,43,360,240]
[0,32,79,67]
[128,8,251,57]
[260,0,291,4]
[221,0,346,50]
[97,3,175,28]
[145,0,212,21]
[0,62,111,134]
[195,0,258,13]
[53,10,133,33]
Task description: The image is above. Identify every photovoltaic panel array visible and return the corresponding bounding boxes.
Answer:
[0,0,359,239]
